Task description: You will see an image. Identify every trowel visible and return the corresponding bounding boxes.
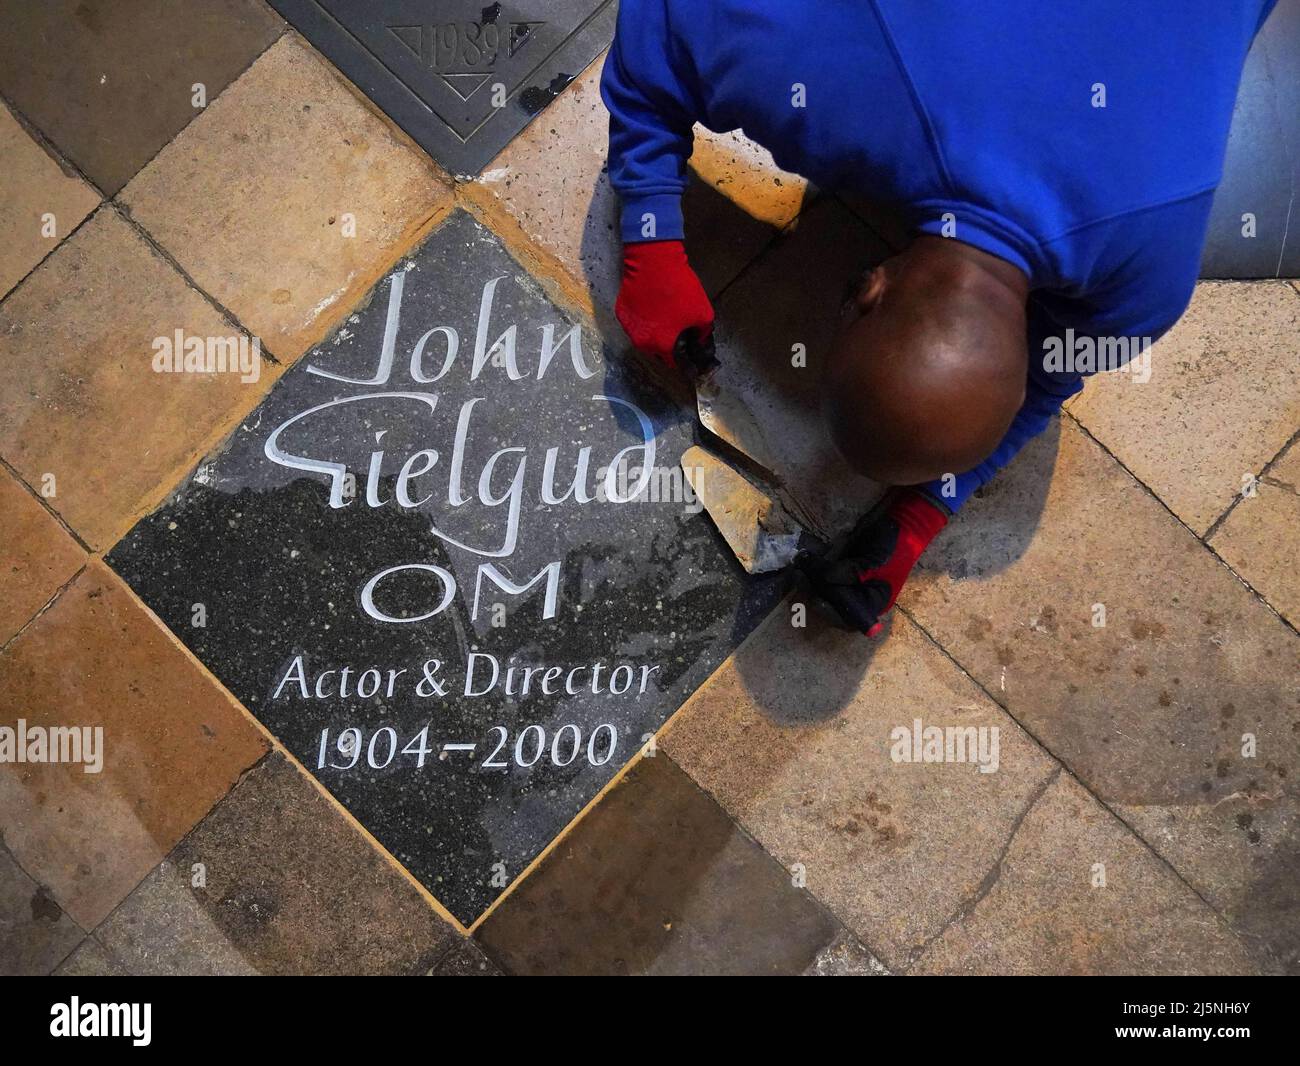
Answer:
[674,329,825,574]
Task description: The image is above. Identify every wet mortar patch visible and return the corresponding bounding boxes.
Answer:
[107,210,781,924]
[267,0,617,175]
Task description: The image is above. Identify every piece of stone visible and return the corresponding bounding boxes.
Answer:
[0,561,269,929]
[1200,0,1300,277]
[107,209,784,925]
[466,59,811,330]
[475,753,844,975]
[0,469,85,646]
[267,0,617,176]
[0,849,84,976]
[681,445,801,573]
[1068,280,1300,533]
[901,418,1299,972]
[0,101,99,299]
[1209,440,1300,627]
[53,937,129,977]
[704,198,890,538]
[0,208,280,550]
[97,753,458,975]
[120,34,454,363]
[0,0,284,195]
[913,774,1260,974]
[662,599,1060,970]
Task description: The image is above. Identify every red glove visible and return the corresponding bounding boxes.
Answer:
[798,488,949,638]
[615,240,714,368]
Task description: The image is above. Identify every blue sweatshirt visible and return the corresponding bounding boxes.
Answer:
[601,0,1277,345]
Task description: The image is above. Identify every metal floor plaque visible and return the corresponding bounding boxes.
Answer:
[268,0,617,175]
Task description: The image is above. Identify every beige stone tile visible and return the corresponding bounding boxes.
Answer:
[0,208,279,550]
[1209,439,1300,627]
[704,197,890,537]
[913,774,1259,975]
[97,753,458,975]
[0,561,268,928]
[1069,281,1300,533]
[475,753,848,976]
[120,34,453,363]
[0,0,283,196]
[661,600,1059,969]
[901,418,1299,971]
[467,59,811,332]
[0,102,99,299]
[0,469,85,646]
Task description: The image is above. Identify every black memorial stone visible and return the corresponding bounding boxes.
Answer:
[107,210,781,924]
[267,0,616,176]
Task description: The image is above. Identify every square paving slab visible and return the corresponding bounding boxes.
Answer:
[267,0,616,176]
[107,209,781,924]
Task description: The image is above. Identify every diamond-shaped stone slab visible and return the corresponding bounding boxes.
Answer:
[106,209,781,924]
[268,0,616,176]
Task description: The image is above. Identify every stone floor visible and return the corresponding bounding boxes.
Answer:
[1,2,1297,976]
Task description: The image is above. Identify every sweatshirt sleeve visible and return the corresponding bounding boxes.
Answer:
[599,0,699,244]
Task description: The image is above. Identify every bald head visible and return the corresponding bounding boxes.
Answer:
[823,236,1029,486]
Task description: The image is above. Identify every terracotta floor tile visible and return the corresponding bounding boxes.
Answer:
[120,34,454,363]
[97,753,459,975]
[661,601,1058,969]
[0,0,283,196]
[0,208,279,550]
[704,197,890,537]
[1209,439,1300,627]
[0,847,84,975]
[0,469,85,646]
[467,59,811,330]
[0,102,99,299]
[1069,281,1300,533]
[901,418,1299,971]
[476,754,852,975]
[913,774,1259,975]
[0,561,268,928]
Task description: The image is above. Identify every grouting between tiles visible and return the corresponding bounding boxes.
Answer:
[1066,409,1300,640]
[898,603,1276,972]
[0,563,87,659]
[904,765,1063,971]
[0,453,92,555]
[1202,422,1300,545]
[108,201,281,366]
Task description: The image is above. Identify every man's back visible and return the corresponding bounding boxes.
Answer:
[604,0,1276,333]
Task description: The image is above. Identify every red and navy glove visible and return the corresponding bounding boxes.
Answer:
[798,488,949,637]
[615,240,714,368]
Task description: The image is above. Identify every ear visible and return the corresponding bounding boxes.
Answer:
[856,265,888,312]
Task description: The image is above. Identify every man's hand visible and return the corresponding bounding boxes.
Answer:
[798,488,949,637]
[615,240,714,368]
